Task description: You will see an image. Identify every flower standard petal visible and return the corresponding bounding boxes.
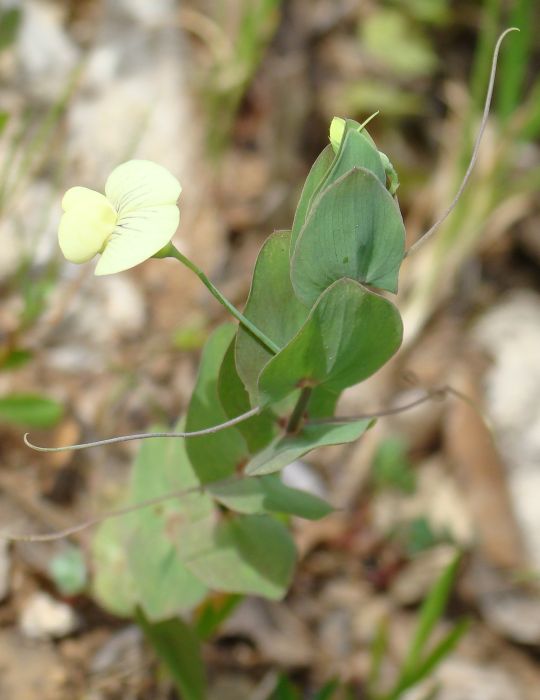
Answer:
[94,204,180,276]
[105,160,182,213]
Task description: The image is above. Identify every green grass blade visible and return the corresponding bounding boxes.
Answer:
[136,609,207,700]
[368,616,389,696]
[195,594,242,640]
[406,619,469,687]
[470,0,502,112]
[269,674,301,700]
[314,679,340,700]
[400,554,461,678]
[496,0,536,121]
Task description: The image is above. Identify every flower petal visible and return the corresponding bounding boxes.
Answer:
[62,186,114,215]
[94,204,179,275]
[105,160,182,214]
[58,209,115,264]
[329,117,346,153]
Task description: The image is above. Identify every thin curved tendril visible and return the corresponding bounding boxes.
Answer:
[24,406,261,453]
[307,386,449,424]
[1,477,236,543]
[358,110,380,131]
[405,27,519,258]
[5,385,480,543]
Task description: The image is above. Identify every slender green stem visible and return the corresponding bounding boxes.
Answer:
[165,244,280,354]
[286,386,313,434]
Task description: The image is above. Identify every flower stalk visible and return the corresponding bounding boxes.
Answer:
[164,243,281,355]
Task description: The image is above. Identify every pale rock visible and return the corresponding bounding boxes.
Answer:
[282,460,327,499]
[90,625,143,674]
[404,657,521,700]
[17,0,79,98]
[45,344,107,374]
[221,598,314,667]
[0,179,59,278]
[473,291,540,568]
[113,0,176,26]
[20,180,61,266]
[99,275,146,338]
[481,589,540,645]
[471,560,540,646]
[44,271,146,367]
[20,591,78,640]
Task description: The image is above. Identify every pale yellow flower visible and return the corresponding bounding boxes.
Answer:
[58,160,181,275]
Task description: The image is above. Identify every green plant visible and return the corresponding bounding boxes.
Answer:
[370,556,468,700]
[268,557,467,700]
[402,0,540,340]
[10,28,518,700]
[0,30,80,429]
[268,556,468,700]
[183,0,282,154]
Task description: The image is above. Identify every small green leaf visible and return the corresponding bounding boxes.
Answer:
[136,610,207,700]
[258,279,403,405]
[0,8,21,52]
[175,514,296,599]
[218,337,276,453]
[400,517,449,555]
[0,110,9,136]
[236,231,309,400]
[92,515,138,617]
[291,168,405,304]
[291,126,386,255]
[245,419,372,476]
[362,10,437,78]
[186,324,249,482]
[208,475,334,519]
[129,507,209,621]
[0,348,32,371]
[343,81,422,118]
[319,126,386,193]
[49,546,87,596]
[172,315,209,350]
[290,146,336,252]
[0,393,63,428]
[372,436,415,494]
[127,423,213,620]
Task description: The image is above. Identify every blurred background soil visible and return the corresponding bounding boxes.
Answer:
[0,0,539,698]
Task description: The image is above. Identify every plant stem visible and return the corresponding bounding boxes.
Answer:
[286,386,312,434]
[165,244,280,354]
